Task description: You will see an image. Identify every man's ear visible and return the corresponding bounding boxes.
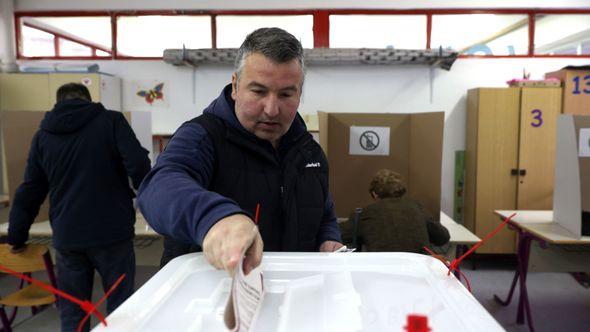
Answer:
[371,191,380,201]
[231,73,238,101]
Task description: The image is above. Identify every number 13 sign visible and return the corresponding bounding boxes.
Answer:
[572,75,590,95]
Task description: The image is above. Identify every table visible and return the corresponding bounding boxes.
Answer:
[0,195,8,208]
[440,211,481,254]
[0,213,159,238]
[0,213,162,266]
[439,212,480,280]
[92,252,504,332]
[493,210,590,332]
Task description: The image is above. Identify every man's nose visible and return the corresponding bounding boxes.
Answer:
[263,95,279,118]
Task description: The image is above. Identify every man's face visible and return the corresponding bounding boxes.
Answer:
[231,52,303,148]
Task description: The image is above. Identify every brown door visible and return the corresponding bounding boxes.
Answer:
[474,88,520,253]
[517,87,562,210]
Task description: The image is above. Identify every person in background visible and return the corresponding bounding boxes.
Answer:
[138,27,342,275]
[7,83,151,332]
[340,169,450,252]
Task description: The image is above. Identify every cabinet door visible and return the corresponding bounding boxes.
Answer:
[517,88,562,209]
[475,88,520,253]
[0,74,51,111]
[48,73,101,105]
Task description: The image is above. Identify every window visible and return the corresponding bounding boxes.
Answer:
[20,16,111,57]
[330,15,426,49]
[116,15,212,57]
[535,14,590,55]
[15,10,590,60]
[216,15,313,48]
[59,39,92,56]
[21,25,54,57]
[431,14,529,55]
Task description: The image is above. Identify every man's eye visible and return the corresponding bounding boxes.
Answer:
[252,90,264,95]
[280,93,293,98]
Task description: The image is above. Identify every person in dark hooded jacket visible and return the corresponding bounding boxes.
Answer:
[138,28,342,275]
[7,83,150,332]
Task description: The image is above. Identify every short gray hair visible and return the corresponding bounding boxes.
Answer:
[234,27,305,82]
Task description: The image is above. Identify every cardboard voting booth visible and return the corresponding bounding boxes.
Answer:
[92,252,504,332]
[0,111,50,221]
[553,114,590,237]
[318,112,444,218]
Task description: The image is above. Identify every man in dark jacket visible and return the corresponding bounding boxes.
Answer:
[7,83,151,332]
[138,27,342,275]
[340,169,450,252]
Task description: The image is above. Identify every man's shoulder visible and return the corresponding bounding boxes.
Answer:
[100,110,126,123]
[297,134,325,155]
[186,112,224,129]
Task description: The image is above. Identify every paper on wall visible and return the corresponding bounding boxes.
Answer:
[224,257,264,332]
[579,128,590,157]
[349,126,390,156]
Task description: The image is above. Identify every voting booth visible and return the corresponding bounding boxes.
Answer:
[553,114,590,237]
[524,114,590,272]
[92,252,504,332]
[318,112,444,219]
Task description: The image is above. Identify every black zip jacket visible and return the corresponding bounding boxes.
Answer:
[7,99,151,249]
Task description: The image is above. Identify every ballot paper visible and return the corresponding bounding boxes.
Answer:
[333,245,356,253]
[224,257,264,332]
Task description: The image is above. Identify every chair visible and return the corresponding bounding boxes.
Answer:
[351,207,363,251]
[0,244,57,332]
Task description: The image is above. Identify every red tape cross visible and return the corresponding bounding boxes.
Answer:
[0,263,125,332]
[425,213,516,292]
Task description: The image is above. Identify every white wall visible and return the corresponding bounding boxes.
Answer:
[20,57,589,216]
[9,0,590,215]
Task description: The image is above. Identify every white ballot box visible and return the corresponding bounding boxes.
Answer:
[92,252,504,332]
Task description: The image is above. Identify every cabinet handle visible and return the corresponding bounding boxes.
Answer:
[511,169,519,175]
[519,169,527,176]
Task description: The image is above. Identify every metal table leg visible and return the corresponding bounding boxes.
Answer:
[494,221,547,332]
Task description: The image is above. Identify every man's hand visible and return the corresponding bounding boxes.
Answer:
[202,214,263,276]
[319,240,343,252]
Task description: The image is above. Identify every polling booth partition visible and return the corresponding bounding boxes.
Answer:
[0,111,50,222]
[317,111,444,220]
[553,114,590,237]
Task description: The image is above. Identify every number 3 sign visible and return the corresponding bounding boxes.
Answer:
[531,109,543,128]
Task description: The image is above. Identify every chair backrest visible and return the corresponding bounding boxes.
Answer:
[0,244,49,273]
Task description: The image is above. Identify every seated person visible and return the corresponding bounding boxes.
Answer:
[340,169,450,252]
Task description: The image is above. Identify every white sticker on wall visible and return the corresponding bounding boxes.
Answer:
[349,126,390,156]
[579,128,590,157]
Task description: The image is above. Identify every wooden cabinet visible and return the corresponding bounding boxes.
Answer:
[0,73,121,112]
[0,74,51,111]
[465,87,562,253]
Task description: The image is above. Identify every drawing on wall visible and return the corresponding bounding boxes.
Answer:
[128,80,169,108]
